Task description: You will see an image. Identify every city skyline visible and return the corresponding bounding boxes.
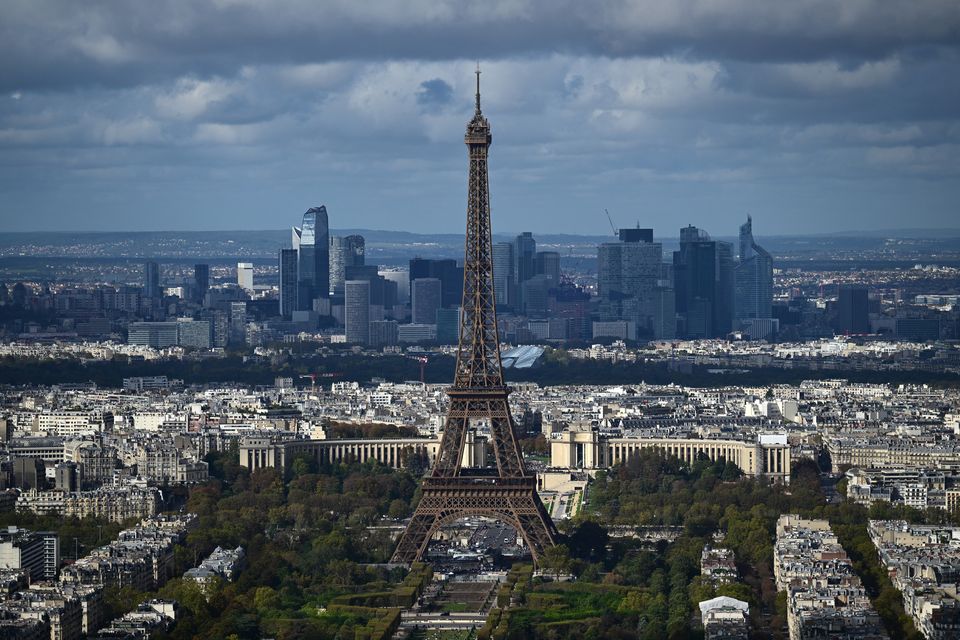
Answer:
[1,2,959,235]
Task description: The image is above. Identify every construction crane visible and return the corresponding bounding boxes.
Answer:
[407,355,429,384]
[603,208,617,237]
[299,374,317,393]
[299,372,343,394]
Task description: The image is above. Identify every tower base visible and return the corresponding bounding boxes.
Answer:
[390,476,557,565]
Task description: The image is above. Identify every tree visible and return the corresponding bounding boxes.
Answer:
[540,544,572,577]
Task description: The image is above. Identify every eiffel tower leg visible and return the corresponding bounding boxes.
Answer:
[391,510,439,564]
[391,481,557,566]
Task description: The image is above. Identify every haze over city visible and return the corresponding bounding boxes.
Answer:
[1,1,959,234]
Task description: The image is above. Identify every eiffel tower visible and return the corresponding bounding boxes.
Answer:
[391,69,557,565]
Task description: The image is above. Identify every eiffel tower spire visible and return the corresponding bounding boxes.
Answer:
[391,71,557,566]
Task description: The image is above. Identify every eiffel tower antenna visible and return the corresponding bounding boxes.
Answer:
[391,71,557,566]
[475,62,482,115]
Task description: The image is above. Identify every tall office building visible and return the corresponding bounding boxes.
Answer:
[521,275,551,318]
[734,216,774,324]
[837,285,870,335]
[412,278,442,325]
[408,258,463,308]
[237,262,254,291]
[380,270,410,304]
[297,206,330,310]
[143,261,160,299]
[513,232,536,310]
[346,265,397,320]
[436,307,461,344]
[369,320,399,348]
[673,225,734,338]
[330,234,365,294]
[278,249,298,318]
[535,251,561,286]
[598,228,663,334]
[492,242,514,308]
[230,301,247,344]
[193,264,209,303]
[177,318,212,349]
[345,280,371,344]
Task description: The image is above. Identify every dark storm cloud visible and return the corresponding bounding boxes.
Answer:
[417,79,454,113]
[0,0,959,234]
[1,0,959,92]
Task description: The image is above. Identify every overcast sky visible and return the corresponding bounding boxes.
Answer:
[1,1,958,236]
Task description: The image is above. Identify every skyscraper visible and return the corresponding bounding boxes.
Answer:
[492,242,514,308]
[329,234,365,294]
[734,216,774,326]
[673,225,734,338]
[412,278,442,325]
[408,258,463,308]
[513,232,536,310]
[143,261,160,299]
[837,285,870,335]
[278,249,298,319]
[297,206,330,310]
[237,262,254,291]
[598,228,663,334]
[535,251,561,286]
[345,280,370,344]
[193,264,209,304]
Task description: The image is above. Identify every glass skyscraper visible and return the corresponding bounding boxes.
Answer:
[492,242,514,308]
[734,216,774,324]
[345,279,371,344]
[598,228,664,337]
[674,225,734,338]
[143,261,160,299]
[296,206,330,310]
[278,248,298,319]
[329,234,365,294]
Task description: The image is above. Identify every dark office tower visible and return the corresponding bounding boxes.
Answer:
[344,280,370,344]
[618,227,654,243]
[408,258,463,308]
[492,242,514,308]
[598,229,662,331]
[522,275,550,318]
[297,206,330,310]
[535,251,561,286]
[329,234,365,294]
[412,278,442,324]
[143,261,160,299]
[436,307,461,344]
[513,232,536,309]
[734,216,773,323]
[278,249,298,319]
[837,285,870,334]
[673,225,734,338]
[193,264,210,304]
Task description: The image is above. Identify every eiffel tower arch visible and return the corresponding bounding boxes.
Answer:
[391,70,557,566]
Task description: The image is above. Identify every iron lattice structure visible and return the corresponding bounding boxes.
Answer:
[391,71,558,566]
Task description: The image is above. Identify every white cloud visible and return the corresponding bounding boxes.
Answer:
[155,78,238,121]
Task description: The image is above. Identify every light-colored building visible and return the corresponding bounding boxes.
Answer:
[236,263,254,291]
[549,426,791,483]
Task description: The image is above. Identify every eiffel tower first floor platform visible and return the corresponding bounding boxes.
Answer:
[390,475,558,566]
